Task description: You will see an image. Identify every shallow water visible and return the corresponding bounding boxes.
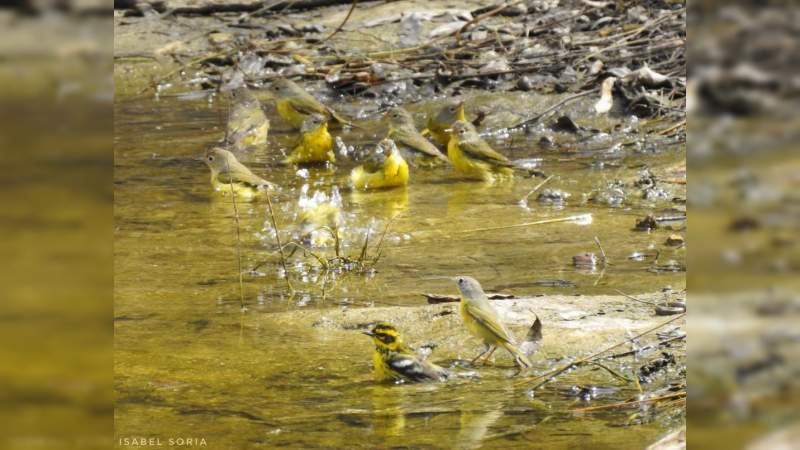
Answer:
[114,91,685,448]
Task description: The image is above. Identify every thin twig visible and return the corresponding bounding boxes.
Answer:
[266,193,294,293]
[511,91,595,129]
[135,50,230,96]
[522,175,554,203]
[593,236,609,266]
[321,0,358,43]
[358,226,372,263]
[371,213,400,264]
[225,160,246,311]
[456,1,525,43]
[614,289,658,306]
[571,391,686,413]
[518,313,685,389]
[459,214,591,234]
[656,119,686,136]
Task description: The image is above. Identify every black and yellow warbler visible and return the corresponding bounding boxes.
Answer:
[225,86,269,151]
[203,147,275,198]
[384,107,449,165]
[363,324,452,383]
[454,276,532,368]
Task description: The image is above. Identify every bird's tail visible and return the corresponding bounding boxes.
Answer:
[502,342,532,368]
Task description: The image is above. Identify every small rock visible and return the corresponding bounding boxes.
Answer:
[665,234,684,247]
[573,252,597,269]
[635,215,658,231]
[537,188,571,205]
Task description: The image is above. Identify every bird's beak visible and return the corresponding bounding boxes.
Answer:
[193,155,206,162]
[361,331,374,337]
[444,128,453,133]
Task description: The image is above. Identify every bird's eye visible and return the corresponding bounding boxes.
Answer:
[208,155,214,161]
[449,107,455,112]
[458,277,464,284]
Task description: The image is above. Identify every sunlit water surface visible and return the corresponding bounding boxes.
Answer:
[114,93,685,449]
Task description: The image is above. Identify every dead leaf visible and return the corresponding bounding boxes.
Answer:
[594,76,616,114]
[519,315,542,356]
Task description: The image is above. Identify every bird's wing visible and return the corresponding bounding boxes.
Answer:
[288,95,327,116]
[218,167,271,188]
[392,127,449,161]
[464,301,517,345]
[388,353,449,382]
[459,139,515,167]
[326,107,354,126]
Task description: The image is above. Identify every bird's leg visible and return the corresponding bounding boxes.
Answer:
[479,346,498,365]
[470,345,493,366]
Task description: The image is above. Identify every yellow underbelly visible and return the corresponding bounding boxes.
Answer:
[447,140,513,182]
[276,100,309,129]
[459,300,498,345]
[284,127,334,164]
[211,178,260,199]
[350,152,409,190]
[372,351,399,381]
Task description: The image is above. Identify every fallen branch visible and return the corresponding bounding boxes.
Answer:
[321,0,358,43]
[458,214,592,234]
[571,391,686,413]
[511,91,596,129]
[518,313,685,389]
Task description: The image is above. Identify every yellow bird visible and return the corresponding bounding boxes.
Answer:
[283,114,335,165]
[454,276,532,369]
[363,324,452,383]
[203,147,275,199]
[270,78,352,129]
[384,107,449,165]
[447,120,521,182]
[350,139,409,190]
[427,101,466,147]
[225,86,269,151]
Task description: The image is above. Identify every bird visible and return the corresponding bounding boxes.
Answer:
[447,120,545,182]
[283,114,335,165]
[363,323,453,383]
[350,139,409,190]
[453,276,532,369]
[384,107,449,165]
[269,78,352,129]
[427,101,466,147]
[203,147,275,198]
[224,86,269,151]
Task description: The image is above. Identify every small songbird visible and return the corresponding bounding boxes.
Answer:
[453,276,532,369]
[225,86,269,151]
[203,147,275,198]
[448,120,535,182]
[270,78,352,129]
[427,101,466,147]
[384,107,449,165]
[363,323,453,383]
[350,139,409,190]
[283,114,335,165]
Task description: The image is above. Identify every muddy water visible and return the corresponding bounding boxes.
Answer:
[114,91,685,448]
